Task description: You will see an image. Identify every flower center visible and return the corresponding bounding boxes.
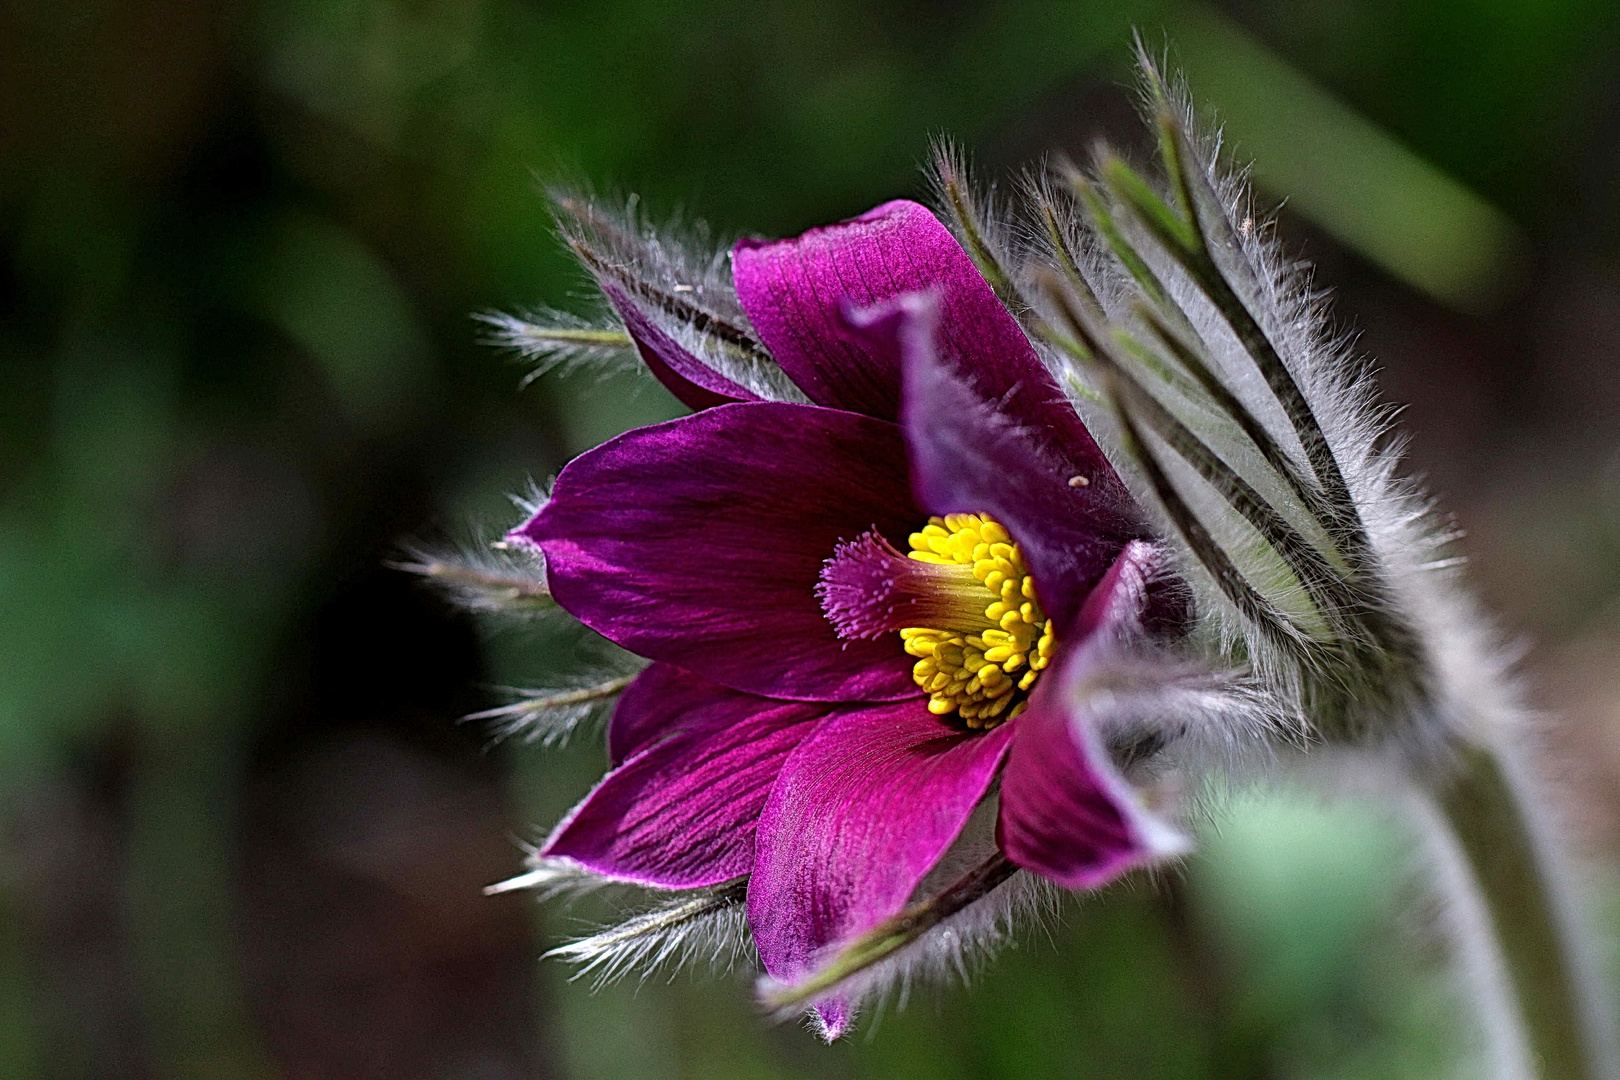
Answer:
[817,512,1055,730]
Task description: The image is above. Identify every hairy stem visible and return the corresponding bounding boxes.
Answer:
[761,853,1019,1011]
[1431,741,1617,1080]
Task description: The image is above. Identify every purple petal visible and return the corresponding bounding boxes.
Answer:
[997,541,1184,889]
[734,200,1062,425]
[545,681,829,888]
[603,283,759,410]
[516,401,921,702]
[747,701,1014,1016]
[848,294,1143,636]
[609,662,726,766]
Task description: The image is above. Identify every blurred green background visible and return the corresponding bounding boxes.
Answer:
[4,0,1620,1077]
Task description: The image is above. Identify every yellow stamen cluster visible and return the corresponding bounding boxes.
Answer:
[898,513,1055,729]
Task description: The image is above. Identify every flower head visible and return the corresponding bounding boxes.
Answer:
[504,198,1187,1034]
[431,52,1620,1074]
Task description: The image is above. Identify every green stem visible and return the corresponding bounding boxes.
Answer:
[1433,741,1618,1080]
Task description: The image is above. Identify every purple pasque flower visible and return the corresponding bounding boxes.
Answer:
[510,199,1184,1035]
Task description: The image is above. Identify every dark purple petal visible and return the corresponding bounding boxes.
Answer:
[603,283,759,410]
[997,541,1184,888]
[609,662,732,766]
[747,701,1014,1024]
[544,684,829,888]
[516,401,922,702]
[735,200,1073,428]
[849,294,1143,636]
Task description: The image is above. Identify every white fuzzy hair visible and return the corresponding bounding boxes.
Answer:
[476,304,645,387]
[467,666,643,747]
[544,878,757,988]
[392,528,554,622]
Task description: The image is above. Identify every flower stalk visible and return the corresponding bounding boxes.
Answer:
[1434,740,1618,1080]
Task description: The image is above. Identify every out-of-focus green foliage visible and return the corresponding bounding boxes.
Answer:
[3,0,1619,1076]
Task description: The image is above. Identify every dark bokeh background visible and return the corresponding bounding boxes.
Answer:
[4,1,1620,1077]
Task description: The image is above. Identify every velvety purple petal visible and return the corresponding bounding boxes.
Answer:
[997,541,1184,888]
[609,662,712,766]
[544,685,830,888]
[603,284,759,410]
[516,401,922,702]
[849,294,1143,636]
[747,701,1015,1019]
[735,199,1077,431]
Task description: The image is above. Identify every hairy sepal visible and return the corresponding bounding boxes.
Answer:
[928,142,1031,318]
[545,878,755,988]
[548,191,807,404]
[393,530,556,621]
[467,667,642,746]
[475,305,640,388]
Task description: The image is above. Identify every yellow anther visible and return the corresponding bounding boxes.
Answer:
[895,512,1054,730]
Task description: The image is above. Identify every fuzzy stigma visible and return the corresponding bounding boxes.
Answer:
[818,513,1055,729]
